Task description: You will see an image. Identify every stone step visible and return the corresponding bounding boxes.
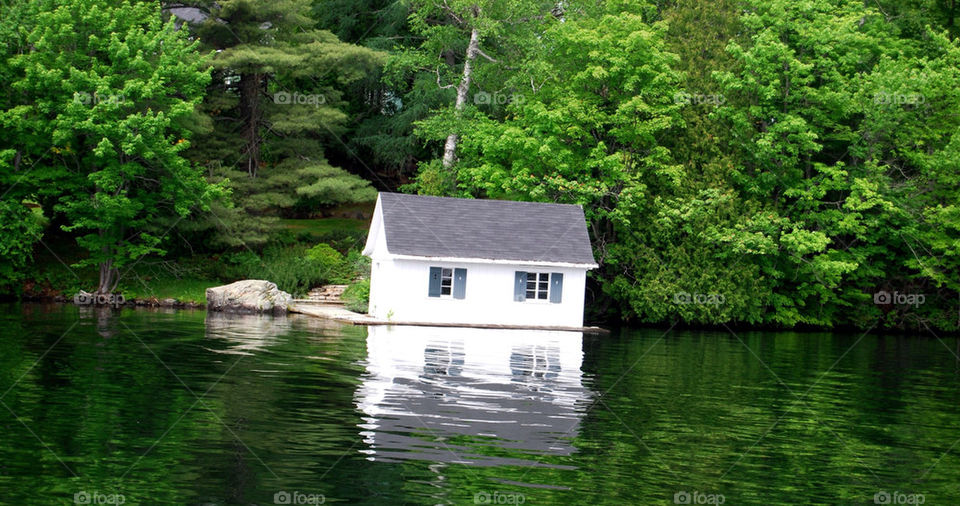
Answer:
[308,284,347,293]
[291,299,346,306]
[307,290,344,295]
[305,284,349,302]
[306,292,346,299]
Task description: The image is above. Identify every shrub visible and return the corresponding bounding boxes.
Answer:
[261,245,327,298]
[306,243,343,270]
[0,201,44,294]
[205,250,262,282]
[343,249,371,280]
[342,279,369,313]
[312,229,367,253]
[201,243,366,298]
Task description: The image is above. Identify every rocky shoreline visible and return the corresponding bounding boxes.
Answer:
[26,293,206,309]
[23,279,293,314]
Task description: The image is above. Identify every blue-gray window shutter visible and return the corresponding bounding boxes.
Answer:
[453,268,467,299]
[514,271,527,301]
[549,273,563,303]
[428,267,442,297]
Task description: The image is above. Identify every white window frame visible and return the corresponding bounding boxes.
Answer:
[438,267,454,298]
[524,272,551,302]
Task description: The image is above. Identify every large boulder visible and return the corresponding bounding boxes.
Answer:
[206,280,292,314]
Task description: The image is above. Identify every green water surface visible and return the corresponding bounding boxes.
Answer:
[0,304,958,504]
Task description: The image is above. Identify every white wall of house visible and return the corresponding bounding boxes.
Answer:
[367,257,588,327]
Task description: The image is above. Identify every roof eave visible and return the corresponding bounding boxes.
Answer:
[383,253,598,270]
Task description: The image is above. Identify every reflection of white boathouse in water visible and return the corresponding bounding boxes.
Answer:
[355,326,590,466]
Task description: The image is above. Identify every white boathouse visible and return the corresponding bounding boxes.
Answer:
[361,193,598,328]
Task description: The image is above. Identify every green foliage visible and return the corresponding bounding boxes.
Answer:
[208,245,324,298]
[209,250,263,282]
[176,0,383,249]
[405,0,959,331]
[288,227,368,254]
[343,249,372,280]
[1,0,223,293]
[306,243,346,281]
[2,0,959,332]
[305,243,344,265]
[0,202,43,292]
[342,278,370,313]
[254,248,322,298]
[117,276,213,304]
[279,217,369,240]
[708,0,960,329]
[200,242,366,298]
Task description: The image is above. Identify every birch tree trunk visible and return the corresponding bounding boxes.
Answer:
[441,27,480,170]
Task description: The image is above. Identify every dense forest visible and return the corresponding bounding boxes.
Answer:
[1,0,958,331]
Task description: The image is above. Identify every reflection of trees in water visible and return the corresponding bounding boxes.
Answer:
[3,306,372,503]
[0,306,215,503]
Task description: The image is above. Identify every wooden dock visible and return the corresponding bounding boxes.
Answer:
[288,303,609,334]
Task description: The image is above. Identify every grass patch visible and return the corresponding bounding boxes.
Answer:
[279,218,369,237]
[117,277,214,304]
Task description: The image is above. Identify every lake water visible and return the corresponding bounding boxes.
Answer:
[1,304,959,504]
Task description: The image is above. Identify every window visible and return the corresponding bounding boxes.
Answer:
[440,268,453,296]
[514,271,563,303]
[526,272,550,300]
[429,266,467,299]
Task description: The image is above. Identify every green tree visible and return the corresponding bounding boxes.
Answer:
[875,0,960,42]
[714,0,959,329]
[1,0,222,294]
[437,3,693,320]
[179,0,383,248]
[401,0,557,193]
[0,0,44,293]
[312,0,441,187]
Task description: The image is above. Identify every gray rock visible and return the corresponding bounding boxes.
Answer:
[206,280,292,314]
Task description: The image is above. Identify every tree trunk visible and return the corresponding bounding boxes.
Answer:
[949,0,958,41]
[441,27,480,170]
[240,72,263,178]
[97,258,118,295]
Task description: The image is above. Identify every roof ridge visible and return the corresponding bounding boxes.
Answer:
[379,192,584,209]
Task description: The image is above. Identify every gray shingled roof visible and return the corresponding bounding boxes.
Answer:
[378,193,597,266]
